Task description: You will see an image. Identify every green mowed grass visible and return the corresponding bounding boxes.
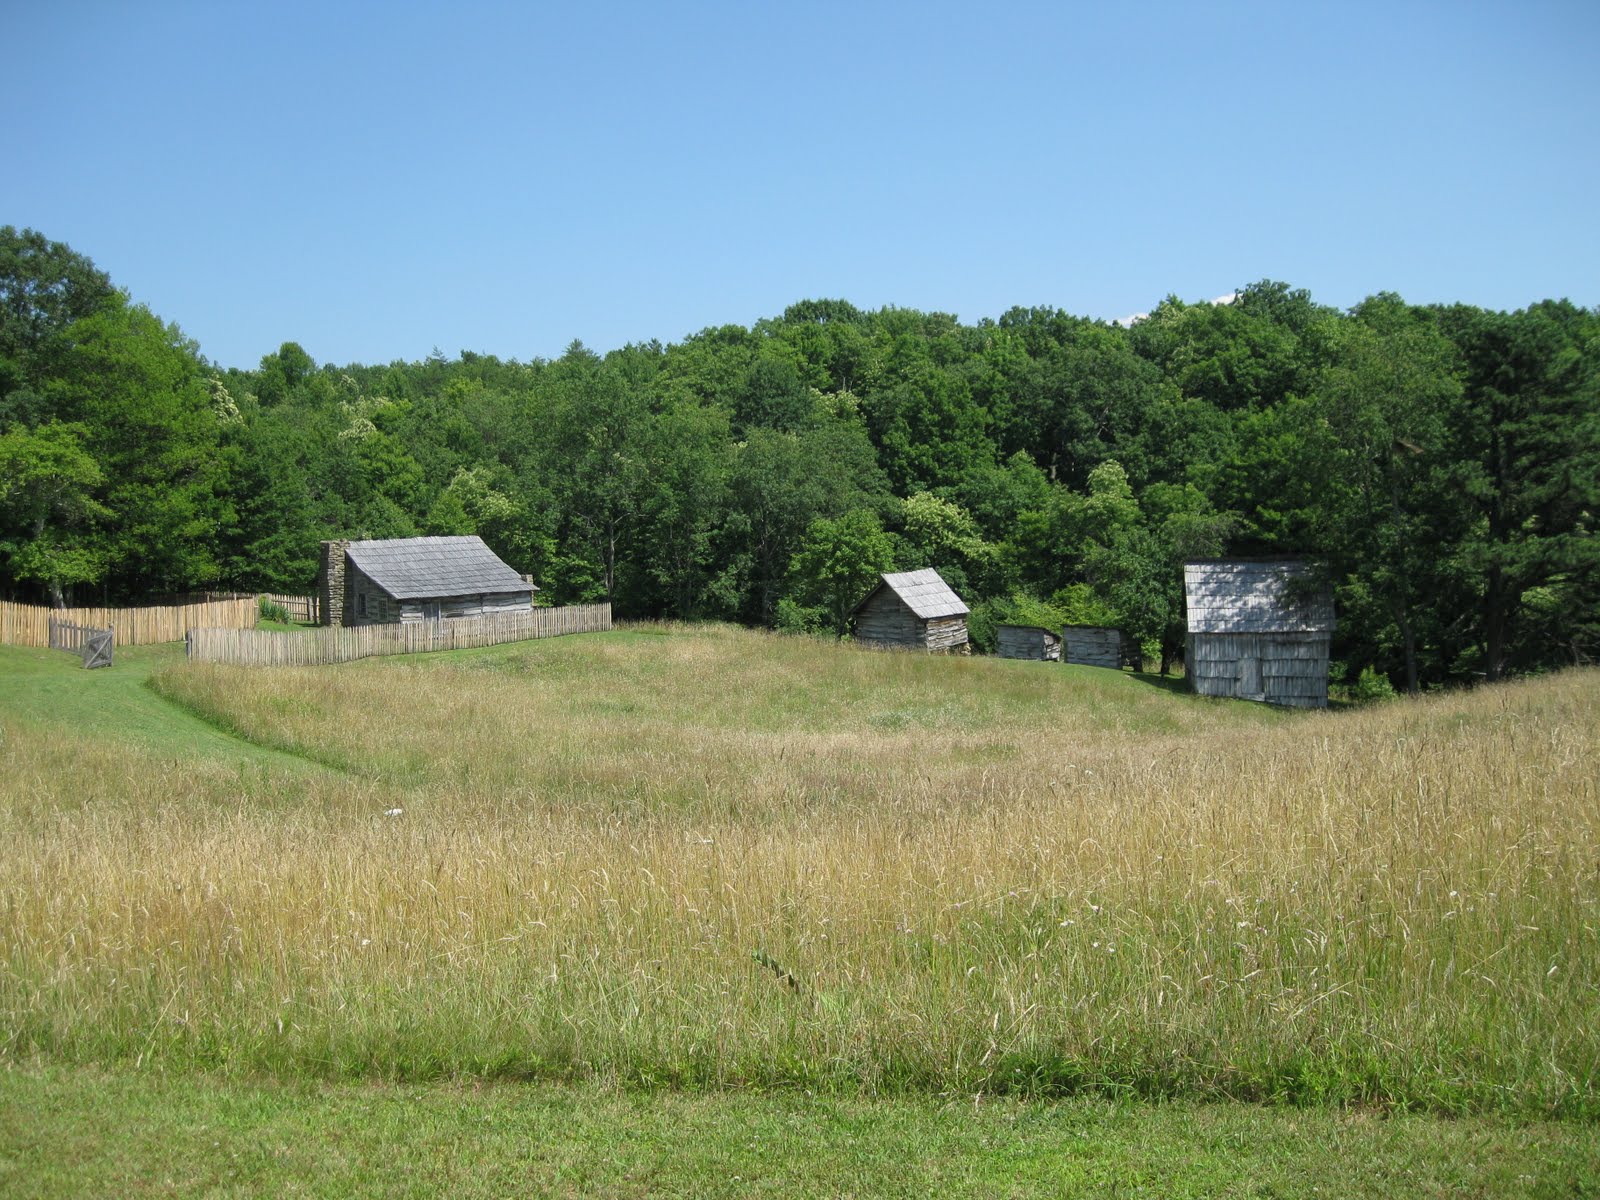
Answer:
[4,1064,1595,1199]
[0,641,332,776]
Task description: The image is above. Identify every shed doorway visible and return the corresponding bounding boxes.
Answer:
[1238,653,1263,701]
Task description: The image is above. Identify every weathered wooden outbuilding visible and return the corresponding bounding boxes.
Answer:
[1062,625,1128,670]
[851,568,970,652]
[996,624,1062,661]
[1183,559,1334,707]
[319,536,536,627]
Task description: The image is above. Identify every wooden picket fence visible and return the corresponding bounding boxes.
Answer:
[0,597,259,648]
[185,603,612,667]
[257,593,321,624]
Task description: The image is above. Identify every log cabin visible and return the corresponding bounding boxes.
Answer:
[319,536,536,627]
[996,624,1062,661]
[851,568,969,652]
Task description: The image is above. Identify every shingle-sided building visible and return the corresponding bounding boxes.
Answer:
[319,536,536,627]
[851,568,969,652]
[1183,559,1334,707]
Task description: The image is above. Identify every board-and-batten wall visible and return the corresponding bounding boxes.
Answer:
[1186,631,1329,707]
[854,592,968,652]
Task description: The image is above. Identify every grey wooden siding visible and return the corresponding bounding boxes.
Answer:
[1063,625,1123,669]
[855,591,923,648]
[348,563,532,627]
[1186,632,1330,708]
[392,591,532,624]
[349,563,392,625]
[996,625,1061,661]
[1182,559,1333,708]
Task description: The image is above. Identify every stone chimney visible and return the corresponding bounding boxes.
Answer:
[319,540,352,626]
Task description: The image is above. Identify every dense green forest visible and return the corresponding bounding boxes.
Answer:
[2,225,1596,689]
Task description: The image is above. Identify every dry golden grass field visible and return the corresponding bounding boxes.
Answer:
[2,624,1596,1116]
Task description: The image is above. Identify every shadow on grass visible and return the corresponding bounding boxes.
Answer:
[1126,667,1358,712]
[1125,670,1189,696]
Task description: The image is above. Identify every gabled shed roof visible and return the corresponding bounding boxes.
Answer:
[345,536,534,601]
[853,568,969,620]
[1184,559,1334,634]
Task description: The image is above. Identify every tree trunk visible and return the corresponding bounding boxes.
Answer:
[1396,605,1419,694]
[1484,562,1507,682]
[1385,474,1420,694]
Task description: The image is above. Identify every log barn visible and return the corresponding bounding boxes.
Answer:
[319,536,536,627]
[851,569,969,652]
[1183,559,1334,707]
[1062,625,1127,670]
[996,624,1062,661]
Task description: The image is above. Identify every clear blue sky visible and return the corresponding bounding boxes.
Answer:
[8,0,1597,370]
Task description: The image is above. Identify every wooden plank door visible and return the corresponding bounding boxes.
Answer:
[1237,653,1262,700]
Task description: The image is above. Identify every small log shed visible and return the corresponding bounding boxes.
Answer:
[996,624,1062,661]
[319,536,536,627]
[1061,625,1127,670]
[1183,558,1335,707]
[851,568,970,652]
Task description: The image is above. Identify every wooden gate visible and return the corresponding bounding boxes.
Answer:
[83,627,114,669]
[48,617,115,669]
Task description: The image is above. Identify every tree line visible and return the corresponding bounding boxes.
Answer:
[2,225,1596,689]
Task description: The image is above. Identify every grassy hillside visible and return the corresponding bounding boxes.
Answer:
[2,625,1596,1116]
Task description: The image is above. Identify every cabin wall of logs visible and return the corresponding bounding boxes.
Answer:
[1062,625,1125,669]
[853,590,969,652]
[996,625,1062,661]
[344,561,531,626]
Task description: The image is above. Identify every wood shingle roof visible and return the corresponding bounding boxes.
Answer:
[1183,559,1334,634]
[344,536,533,601]
[855,568,969,619]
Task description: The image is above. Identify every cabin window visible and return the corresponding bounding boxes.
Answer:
[357,592,367,617]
